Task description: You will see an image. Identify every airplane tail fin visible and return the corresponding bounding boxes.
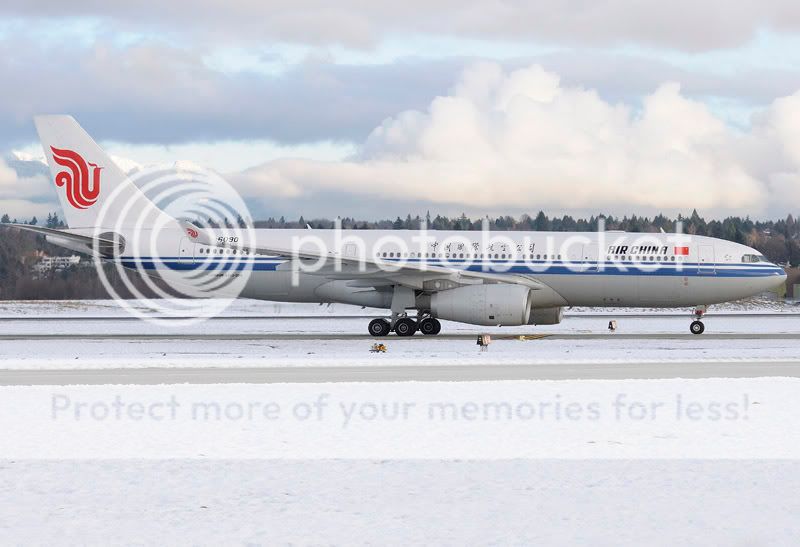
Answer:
[34,115,177,233]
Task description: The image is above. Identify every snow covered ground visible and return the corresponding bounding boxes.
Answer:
[3,459,799,545]
[1,299,798,544]
[0,333,798,369]
[0,378,795,459]
[1,376,798,544]
[1,298,797,370]
[0,309,797,368]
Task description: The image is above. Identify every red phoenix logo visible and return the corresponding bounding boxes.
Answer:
[187,228,199,239]
[51,146,102,209]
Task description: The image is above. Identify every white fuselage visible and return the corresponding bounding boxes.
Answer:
[83,228,788,311]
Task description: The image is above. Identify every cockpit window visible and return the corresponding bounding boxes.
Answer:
[742,254,768,263]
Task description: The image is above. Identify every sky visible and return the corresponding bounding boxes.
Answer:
[2,1,800,221]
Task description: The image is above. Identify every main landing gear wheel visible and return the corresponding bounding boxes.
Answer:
[368,318,391,337]
[690,320,705,335]
[394,317,418,337]
[419,317,441,335]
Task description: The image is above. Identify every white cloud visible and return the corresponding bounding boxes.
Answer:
[0,158,50,200]
[4,63,800,220]
[0,158,56,219]
[232,63,800,216]
[0,37,459,147]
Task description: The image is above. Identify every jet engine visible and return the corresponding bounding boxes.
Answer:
[527,306,564,325]
[430,284,532,326]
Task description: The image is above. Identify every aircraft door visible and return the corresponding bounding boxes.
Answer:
[178,237,195,264]
[697,245,715,275]
[580,244,598,272]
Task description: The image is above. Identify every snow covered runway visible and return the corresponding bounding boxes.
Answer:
[0,299,798,369]
[3,360,800,385]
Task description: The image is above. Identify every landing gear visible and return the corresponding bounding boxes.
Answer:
[367,315,441,336]
[690,306,707,335]
[368,318,391,337]
[690,320,705,335]
[419,317,441,335]
[394,317,418,337]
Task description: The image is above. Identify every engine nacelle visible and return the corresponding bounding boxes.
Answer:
[527,306,564,325]
[431,284,532,326]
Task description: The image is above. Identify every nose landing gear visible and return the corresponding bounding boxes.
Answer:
[690,320,705,335]
[690,306,707,335]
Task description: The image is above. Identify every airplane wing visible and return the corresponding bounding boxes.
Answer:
[1,224,120,256]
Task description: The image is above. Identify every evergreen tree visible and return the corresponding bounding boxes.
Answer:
[533,211,549,231]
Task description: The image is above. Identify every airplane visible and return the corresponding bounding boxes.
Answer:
[3,115,788,336]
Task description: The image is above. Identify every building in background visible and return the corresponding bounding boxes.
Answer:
[32,255,81,273]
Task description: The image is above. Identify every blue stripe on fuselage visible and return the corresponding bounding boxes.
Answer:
[117,258,784,277]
